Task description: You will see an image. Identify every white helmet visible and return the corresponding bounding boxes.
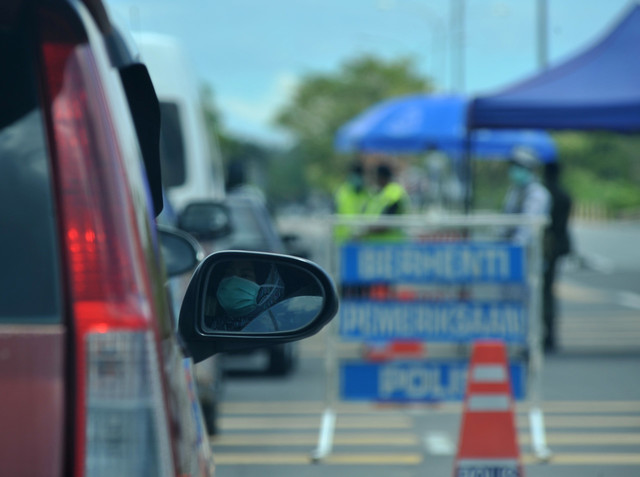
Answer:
[510,147,539,170]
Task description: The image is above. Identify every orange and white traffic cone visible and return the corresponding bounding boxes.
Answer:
[453,340,523,477]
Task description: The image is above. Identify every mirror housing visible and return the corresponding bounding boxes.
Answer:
[178,251,339,363]
[157,225,204,278]
[178,201,232,241]
[118,63,163,217]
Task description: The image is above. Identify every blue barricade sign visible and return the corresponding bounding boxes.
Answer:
[340,360,526,402]
[339,301,527,343]
[340,242,526,285]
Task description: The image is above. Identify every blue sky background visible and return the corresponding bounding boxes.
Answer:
[106,0,634,144]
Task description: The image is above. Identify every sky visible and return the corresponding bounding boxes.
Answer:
[106,0,634,145]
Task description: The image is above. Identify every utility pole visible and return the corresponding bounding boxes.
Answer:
[537,0,549,69]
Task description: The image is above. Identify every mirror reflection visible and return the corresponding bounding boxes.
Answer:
[202,258,324,333]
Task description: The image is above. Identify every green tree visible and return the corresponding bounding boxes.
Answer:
[273,54,434,192]
[553,131,640,215]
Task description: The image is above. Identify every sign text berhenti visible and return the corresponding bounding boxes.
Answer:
[340,242,526,285]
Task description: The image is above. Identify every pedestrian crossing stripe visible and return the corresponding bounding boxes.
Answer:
[212,401,640,468]
[212,432,419,446]
[516,415,640,428]
[220,400,640,414]
[220,415,412,430]
[211,452,640,466]
[519,433,640,445]
[212,432,640,447]
[522,453,640,465]
[212,452,422,465]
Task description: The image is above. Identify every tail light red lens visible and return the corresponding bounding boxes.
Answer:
[41,41,148,330]
[38,8,174,477]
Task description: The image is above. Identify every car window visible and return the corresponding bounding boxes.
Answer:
[159,100,186,188]
[0,29,61,324]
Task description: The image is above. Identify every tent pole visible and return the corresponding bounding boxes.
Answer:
[463,129,473,214]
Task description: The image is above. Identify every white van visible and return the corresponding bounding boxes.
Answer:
[134,33,226,435]
[134,32,225,212]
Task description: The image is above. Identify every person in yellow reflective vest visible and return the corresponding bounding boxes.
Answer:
[363,163,411,240]
[333,161,371,241]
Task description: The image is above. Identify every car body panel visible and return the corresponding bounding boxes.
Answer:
[0,327,65,477]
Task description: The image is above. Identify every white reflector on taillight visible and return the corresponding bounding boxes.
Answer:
[85,332,172,477]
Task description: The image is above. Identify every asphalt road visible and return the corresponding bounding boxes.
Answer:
[212,219,640,477]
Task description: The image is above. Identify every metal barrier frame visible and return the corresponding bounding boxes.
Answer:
[311,213,552,462]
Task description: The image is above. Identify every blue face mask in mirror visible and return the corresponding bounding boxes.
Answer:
[217,276,260,317]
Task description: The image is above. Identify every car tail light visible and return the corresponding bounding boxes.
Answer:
[38,8,175,477]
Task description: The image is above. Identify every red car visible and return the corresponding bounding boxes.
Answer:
[0,1,338,476]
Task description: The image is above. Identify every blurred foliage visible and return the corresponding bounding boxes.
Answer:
[203,70,640,217]
[265,149,308,206]
[473,160,510,211]
[554,132,640,215]
[273,55,433,194]
[474,132,640,216]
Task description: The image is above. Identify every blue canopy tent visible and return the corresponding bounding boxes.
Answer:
[468,4,640,131]
[335,93,557,161]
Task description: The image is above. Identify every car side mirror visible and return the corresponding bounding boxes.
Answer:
[178,201,232,241]
[157,224,204,278]
[178,251,339,362]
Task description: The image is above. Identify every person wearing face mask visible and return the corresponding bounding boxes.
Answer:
[333,160,371,242]
[362,162,411,241]
[502,148,553,354]
[210,260,285,331]
[502,147,551,245]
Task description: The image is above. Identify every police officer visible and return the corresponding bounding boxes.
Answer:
[363,163,411,240]
[543,162,573,352]
[503,148,551,245]
[333,161,370,241]
[503,148,552,353]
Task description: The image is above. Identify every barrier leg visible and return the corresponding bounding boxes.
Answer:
[529,407,552,461]
[311,315,338,462]
[311,408,336,462]
[528,225,552,462]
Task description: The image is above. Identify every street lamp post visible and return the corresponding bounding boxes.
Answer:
[450,0,465,92]
[537,0,549,69]
[377,0,448,91]
[409,4,448,91]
